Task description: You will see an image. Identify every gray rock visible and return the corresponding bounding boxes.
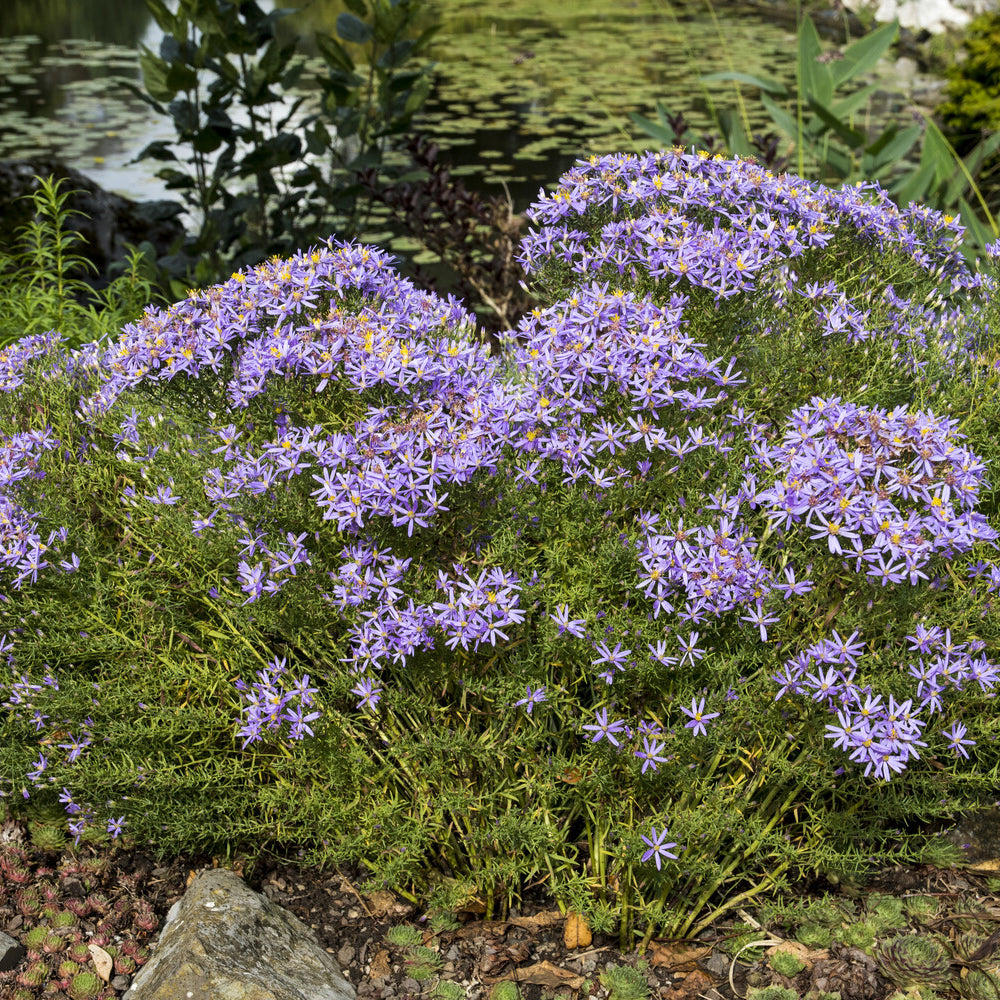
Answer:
[0,930,25,973]
[123,868,355,1000]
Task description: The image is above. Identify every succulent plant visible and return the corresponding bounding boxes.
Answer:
[59,958,83,979]
[904,896,940,923]
[804,897,849,928]
[64,896,92,918]
[68,970,103,1000]
[769,949,807,977]
[866,894,909,933]
[114,953,138,975]
[42,930,68,955]
[16,959,50,988]
[431,982,465,1000]
[29,819,68,852]
[3,857,33,884]
[796,922,835,949]
[11,987,36,1000]
[68,942,92,964]
[745,989,799,1000]
[599,964,651,1000]
[875,934,954,988]
[839,921,878,954]
[491,983,523,1000]
[15,885,43,916]
[40,903,62,922]
[386,923,423,947]
[53,908,78,928]
[22,925,49,951]
[959,969,1000,1000]
[133,900,159,932]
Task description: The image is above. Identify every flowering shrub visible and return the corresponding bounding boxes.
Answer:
[1,151,1000,942]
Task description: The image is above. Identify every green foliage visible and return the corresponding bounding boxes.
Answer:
[0,176,162,349]
[746,987,799,1000]
[937,11,1000,157]
[838,921,878,954]
[386,923,422,947]
[875,933,954,989]
[490,983,523,1000]
[431,982,464,1000]
[865,893,908,933]
[2,152,1000,954]
[599,964,651,1000]
[630,13,1000,265]
[796,923,836,949]
[770,949,807,977]
[128,0,436,292]
[904,896,939,923]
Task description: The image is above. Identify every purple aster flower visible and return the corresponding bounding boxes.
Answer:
[640,825,678,870]
[582,707,627,747]
[514,686,547,714]
[680,697,720,737]
[943,720,975,759]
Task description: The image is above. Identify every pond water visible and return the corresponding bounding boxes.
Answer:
[0,0,946,249]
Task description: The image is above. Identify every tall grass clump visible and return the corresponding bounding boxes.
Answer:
[1,150,999,946]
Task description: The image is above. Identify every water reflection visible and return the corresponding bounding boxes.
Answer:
[0,0,940,226]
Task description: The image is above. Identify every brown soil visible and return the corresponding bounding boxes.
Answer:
[2,814,1000,1000]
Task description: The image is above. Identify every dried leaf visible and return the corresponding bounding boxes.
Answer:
[765,941,824,966]
[647,942,713,971]
[509,909,563,930]
[88,944,113,982]
[563,910,592,949]
[368,946,391,980]
[364,890,407,917]
[512,961,585,989]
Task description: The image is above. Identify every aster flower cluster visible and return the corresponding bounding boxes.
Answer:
[758,396,997,574]
[519,149,981,300]
[0,151,997,884]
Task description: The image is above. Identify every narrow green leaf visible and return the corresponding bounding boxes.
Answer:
[945,131,1000,204]
[828,82,881,120]
[717,108,753,157]
[344,0,368,15]
[761,92,798,141]
[890,159,937,206]
[863,124,920,171]
[920,123,955,187]
[797,16,832,107]
[830,19,899,88]
[337,12,374,45]
[699,71,788,97]
[959,196,997,245]
[629,111,679,147]
[819,143,853,180]
[806,97,865,149]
